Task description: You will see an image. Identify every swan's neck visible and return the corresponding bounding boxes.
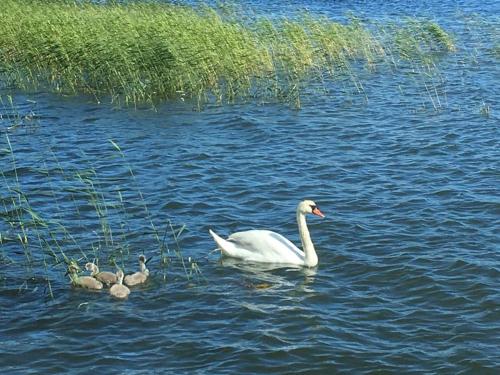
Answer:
[140,262,148,274]
[297,211,318,267]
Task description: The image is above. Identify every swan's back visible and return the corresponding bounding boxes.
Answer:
[210,229,304,265]
[95,271,118,286]
[110,283,130,299]
[76,276,103,290]
[124,271,148,286]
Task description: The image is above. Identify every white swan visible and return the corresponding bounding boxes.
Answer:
[209,200,325,267]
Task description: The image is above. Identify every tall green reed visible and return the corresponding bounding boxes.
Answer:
[0,0,455,108]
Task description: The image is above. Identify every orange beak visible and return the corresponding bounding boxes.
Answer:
[312,207,325,218]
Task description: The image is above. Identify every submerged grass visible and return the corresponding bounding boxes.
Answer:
[0,0,455,107]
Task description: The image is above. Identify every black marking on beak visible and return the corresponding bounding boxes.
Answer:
[311,205,325,218]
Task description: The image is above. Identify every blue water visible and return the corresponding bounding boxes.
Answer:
[1,1,499,373]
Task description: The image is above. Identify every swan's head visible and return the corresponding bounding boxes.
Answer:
[85,262,98,273]
[298,200,325,218]
[66,263,81,276]
[139,254,151,273]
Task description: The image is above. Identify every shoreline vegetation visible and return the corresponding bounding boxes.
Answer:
[0,0,455,108]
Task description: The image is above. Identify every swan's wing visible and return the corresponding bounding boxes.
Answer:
[227,230,304,264]
[230,230,304,256]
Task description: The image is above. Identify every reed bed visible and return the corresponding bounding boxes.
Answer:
[0,0,455,107]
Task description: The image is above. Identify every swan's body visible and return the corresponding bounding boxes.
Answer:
[124,255,149,286]
[85,262,117,286]
[209,200,325,267]
[67,264,103,290]
[110,270,130,299]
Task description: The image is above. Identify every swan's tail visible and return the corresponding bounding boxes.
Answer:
[209,229,236,257]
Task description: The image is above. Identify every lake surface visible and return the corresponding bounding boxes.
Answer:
[1,0,499,373]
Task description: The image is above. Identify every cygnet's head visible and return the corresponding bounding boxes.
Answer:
[85,262,98,272]
[298,200,325,218]
[67,263,81,275]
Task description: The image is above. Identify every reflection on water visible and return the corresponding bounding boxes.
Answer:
[219,257,318,291]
